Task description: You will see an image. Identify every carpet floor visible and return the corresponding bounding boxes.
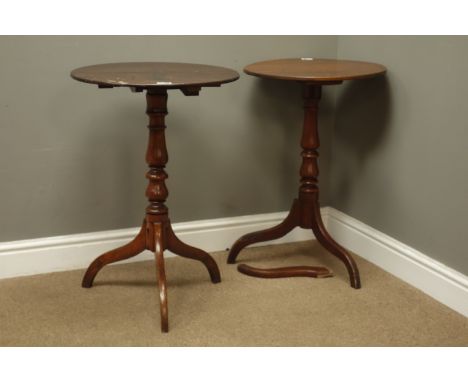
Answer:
[0,240,466,346]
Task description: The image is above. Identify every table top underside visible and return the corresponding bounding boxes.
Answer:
[71,62,240,89]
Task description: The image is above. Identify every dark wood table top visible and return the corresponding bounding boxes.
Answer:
[71,62,239,89]
[244,58,386,83]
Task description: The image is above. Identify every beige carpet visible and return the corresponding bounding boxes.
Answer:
[0,240,466,346]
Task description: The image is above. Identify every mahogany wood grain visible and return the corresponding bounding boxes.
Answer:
[82,222,147,288]
[71,62,239,91]
[75,63,238,332]
[238,264,333,279]
[227,59,387,288]
[154,222,168,333]
[244,58,386,82]
[166,225,221,283]
[227,199,299,264]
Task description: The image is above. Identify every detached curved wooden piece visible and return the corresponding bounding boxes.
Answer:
[166,225,221,283]
[238,264,333,279]
[227,200,300,264]
[82,221,147,288]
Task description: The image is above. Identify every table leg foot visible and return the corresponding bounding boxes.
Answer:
[81,221,147,288]
[227,199,300,264]
[237,264,333,278]
[311,207,361,289]
[166,225,221,284]
[153,223,169,333]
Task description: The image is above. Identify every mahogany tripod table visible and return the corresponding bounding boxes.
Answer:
[228,58,386,288]
[71,62,239,332]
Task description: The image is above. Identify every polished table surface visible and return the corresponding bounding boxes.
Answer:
[71,62,239,89]
[244,58,386,82]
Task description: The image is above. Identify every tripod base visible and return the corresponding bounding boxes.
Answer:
[228,196,361,289]
[82,217,221,332]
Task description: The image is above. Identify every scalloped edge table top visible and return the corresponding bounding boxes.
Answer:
[71,62,240,88]
[244,58,386,82]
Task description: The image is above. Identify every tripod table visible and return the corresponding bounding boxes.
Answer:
[228,58,386,289]
[71,62,239,332]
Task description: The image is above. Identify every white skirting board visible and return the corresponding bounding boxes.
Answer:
[326,208,468,318]
[0,210,321,280]
[0,207,467,317]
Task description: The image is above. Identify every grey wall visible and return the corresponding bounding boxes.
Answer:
[331,36,468,274]
[0,36,337,241]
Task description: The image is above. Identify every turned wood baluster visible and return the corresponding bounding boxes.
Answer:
[145,89,169,216]
[299,85,321,229]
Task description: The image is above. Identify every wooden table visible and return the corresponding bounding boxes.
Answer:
[228,58,386,289]
[71,62,239,332]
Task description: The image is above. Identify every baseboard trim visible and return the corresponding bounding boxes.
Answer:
[326,207,468,317]
[0,209,324,280]
[1,207,466,318]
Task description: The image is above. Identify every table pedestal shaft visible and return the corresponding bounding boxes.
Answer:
[228,84,361,289]
[81,89,221,332]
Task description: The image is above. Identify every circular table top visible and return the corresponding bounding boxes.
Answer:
[244,58,386,82]
[71,62,239,89]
